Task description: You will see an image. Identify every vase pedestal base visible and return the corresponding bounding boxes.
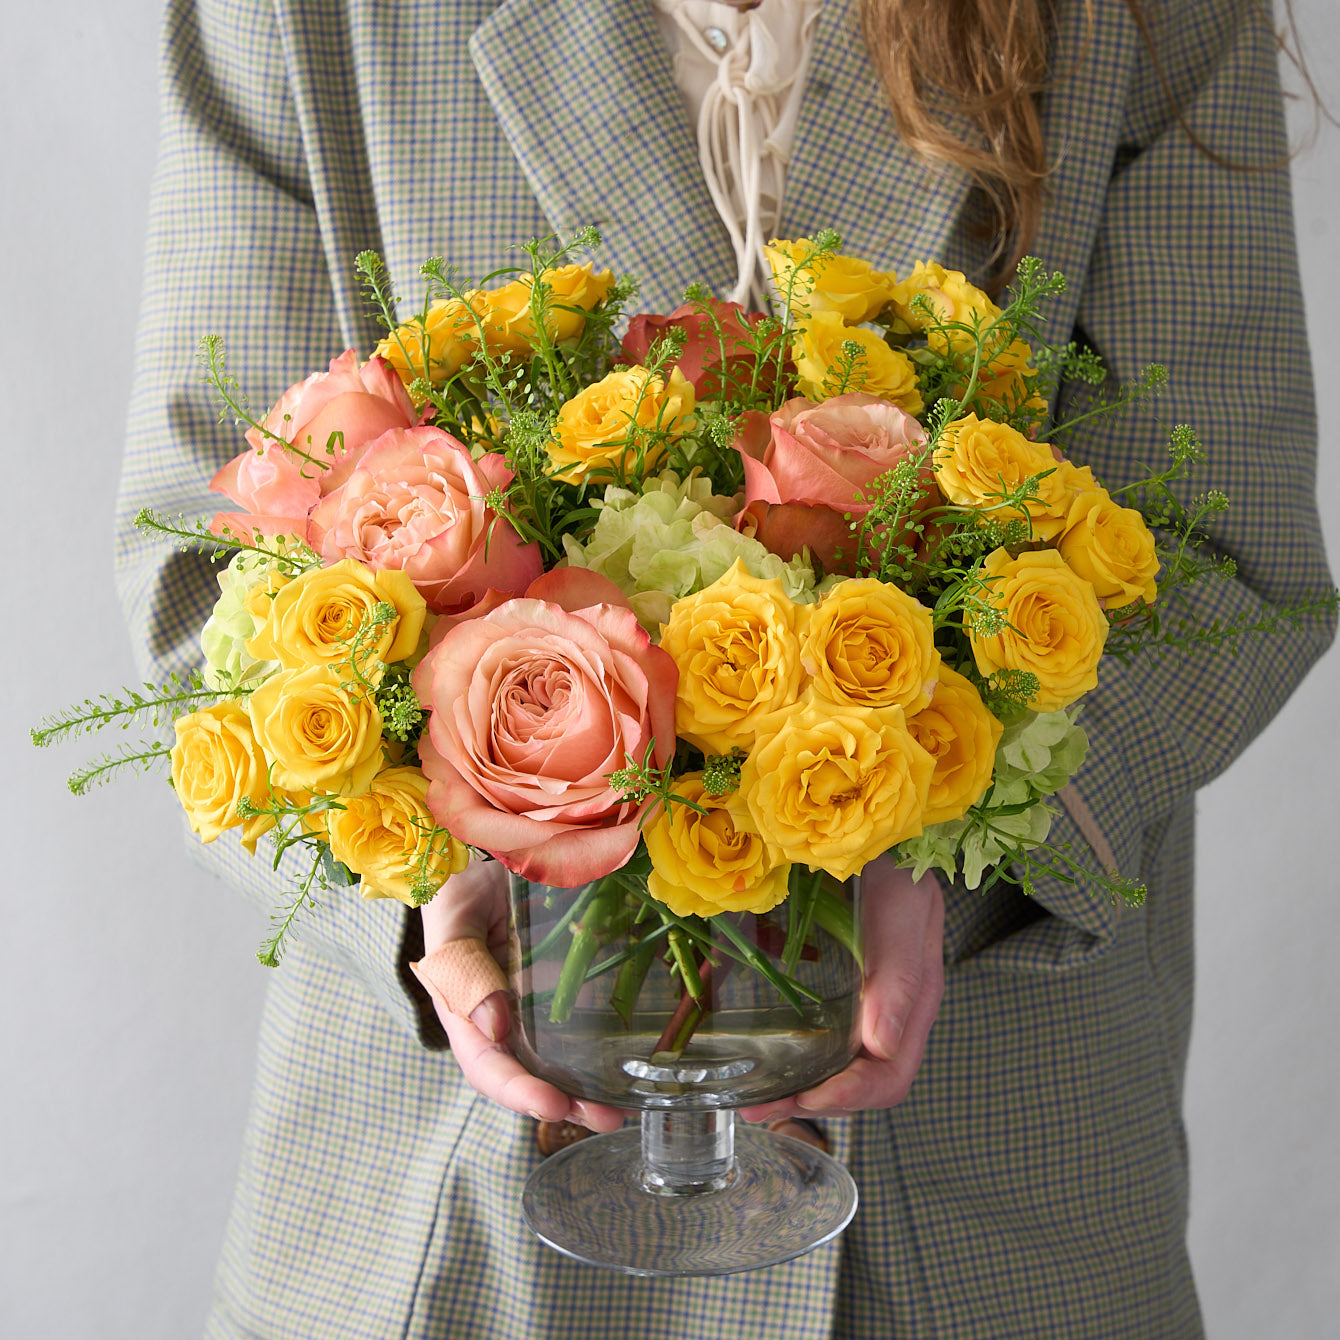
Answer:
[521,1116,858,1277]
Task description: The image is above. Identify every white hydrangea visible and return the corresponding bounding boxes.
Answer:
[200,549,283,693]
[562,470,817,631]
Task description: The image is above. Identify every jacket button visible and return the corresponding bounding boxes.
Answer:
[533,1118,595,1157]
[765,1117,828,1154]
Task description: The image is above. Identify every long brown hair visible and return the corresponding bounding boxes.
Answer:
[858,0,1321,290]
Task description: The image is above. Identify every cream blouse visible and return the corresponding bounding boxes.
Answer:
[652,0,824,309]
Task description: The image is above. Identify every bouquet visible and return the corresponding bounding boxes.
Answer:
[36,229,1326,1028]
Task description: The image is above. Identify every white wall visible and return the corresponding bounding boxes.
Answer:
[1,3,1335,1336]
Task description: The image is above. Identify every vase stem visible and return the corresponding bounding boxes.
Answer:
[639,1109,736,1196]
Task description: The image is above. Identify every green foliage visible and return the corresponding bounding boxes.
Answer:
[701,748,746,797]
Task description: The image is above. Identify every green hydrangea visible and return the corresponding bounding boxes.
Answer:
[562,470,816,630]
[894,707,1088,889]
[200,549,282,693]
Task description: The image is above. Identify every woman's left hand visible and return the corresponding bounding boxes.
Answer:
[738,858,945,1122]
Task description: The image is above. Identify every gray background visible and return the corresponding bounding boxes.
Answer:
[2,3,1336,1336]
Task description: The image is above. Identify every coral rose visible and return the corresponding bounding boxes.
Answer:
[970,548,1109,711]
[734,393,930,572]
[210,350,417,539]
[306,426,542,614]
[739,689,934,881]
[620,297,780,400]
[412,569,678,886]
[644,775,790,918]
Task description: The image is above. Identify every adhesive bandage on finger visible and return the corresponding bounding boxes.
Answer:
[411,937,509,1020]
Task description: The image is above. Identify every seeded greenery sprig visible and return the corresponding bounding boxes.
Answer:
[134,508,319,577]
[31,670,218,748]
[607,743,708,823]
[197,334,338,475]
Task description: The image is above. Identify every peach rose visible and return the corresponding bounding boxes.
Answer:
[412,569,679,886]
[210,350,417,539]
[734,393,930,572]
[306,426,542,614]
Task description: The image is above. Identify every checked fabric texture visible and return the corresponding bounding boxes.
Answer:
[117,1,1334,1336]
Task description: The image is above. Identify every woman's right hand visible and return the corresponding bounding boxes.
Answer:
[418,860,625,1132]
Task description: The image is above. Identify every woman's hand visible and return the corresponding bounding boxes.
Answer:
[739,858,945,1122]
[418,860,625,1133]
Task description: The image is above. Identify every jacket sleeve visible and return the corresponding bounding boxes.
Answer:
[981,0,1336,970]
[115,0,434,1041]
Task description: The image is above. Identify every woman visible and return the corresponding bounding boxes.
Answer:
[117,1,1334,1335]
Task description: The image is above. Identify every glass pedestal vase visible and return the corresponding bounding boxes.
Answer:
[507,866,863,1276]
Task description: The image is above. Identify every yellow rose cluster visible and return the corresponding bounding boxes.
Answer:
[930,413,1159,711]
[648,560,1003,910]
[170,557,467,906]
[374,262,616,391]
[764,243,1049,419]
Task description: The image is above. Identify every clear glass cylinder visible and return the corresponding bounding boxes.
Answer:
[506,868,863,1112]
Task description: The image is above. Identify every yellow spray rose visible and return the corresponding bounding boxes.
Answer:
[1058,489,1160,609]
[325,766,469,906]
[889,260,999,352]
[739,689,934,881]
[644,775,790,918]
[801,578,940,716]
[526,263,616,342]
[547,364,695,485]
[170,701,276,853]
[467,280,535,357]
[905,665,1004,825]
[246,559,426,680]
[970,548,1109,711]
[659,559,805,755]
[374,299,476,388]
[792,311,923,412]
[933,414,1073,541]
[247,665,385,796]
[765,238,895,323]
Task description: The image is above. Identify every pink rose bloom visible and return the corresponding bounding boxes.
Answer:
[210,350,416,537]
[620,298,781,400]
[307,426,542,614]
[734,393,930,574]
[413,569,679,886]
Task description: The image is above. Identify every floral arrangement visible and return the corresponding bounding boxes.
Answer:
[38,229,1319,1011]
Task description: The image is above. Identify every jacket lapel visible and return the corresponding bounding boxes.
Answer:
[1029,1,1139,352]
[783,0,977,276]
[470,0,737,310]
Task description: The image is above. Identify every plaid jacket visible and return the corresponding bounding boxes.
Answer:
[117,1,1334,1335]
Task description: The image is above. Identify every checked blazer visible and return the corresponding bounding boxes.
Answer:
[117,0,1335,1336]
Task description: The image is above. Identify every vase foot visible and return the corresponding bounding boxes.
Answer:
[521,1123,858,1276]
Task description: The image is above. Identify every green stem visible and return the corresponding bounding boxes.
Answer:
[546,879,622,1023]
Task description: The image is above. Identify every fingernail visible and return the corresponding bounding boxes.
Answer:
[471,999,501,1043]
[526,1109,546,1122]
[872,1013,903,1062]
